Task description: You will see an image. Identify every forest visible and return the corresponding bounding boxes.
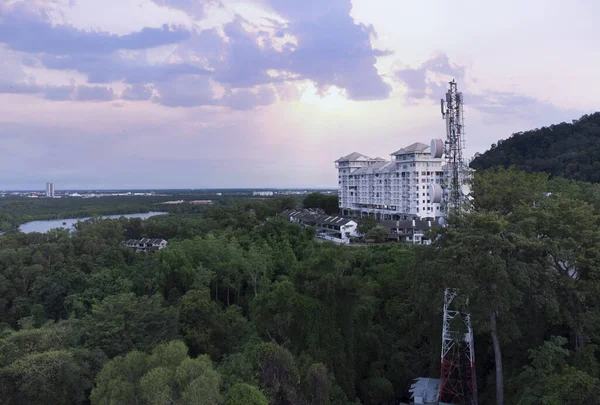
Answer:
[1,169,600,405]
[470,112,600,182]
[0,193,303,233]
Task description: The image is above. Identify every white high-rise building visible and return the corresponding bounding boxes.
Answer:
[335,142,445,220]
[45,182,55,197]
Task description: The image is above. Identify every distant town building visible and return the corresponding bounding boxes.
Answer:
[122,238,168,252]
[45,182,55,197]
[253,191,274,197]
[160,200,213,205]
[336,142,445,221]
[160,200,185,205]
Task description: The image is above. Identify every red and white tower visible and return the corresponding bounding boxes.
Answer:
[439,289,477,405]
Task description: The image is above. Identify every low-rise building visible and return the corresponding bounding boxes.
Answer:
[377,218,433,244]
[280,209,433,245]
[280,209,358,244]
[122,238,168,252]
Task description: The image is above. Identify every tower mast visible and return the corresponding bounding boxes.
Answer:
[439,289,477,405]
[440,80,468,214]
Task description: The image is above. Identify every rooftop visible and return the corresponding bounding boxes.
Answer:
[391,142,430,156]
[335,152,385,163]
[280,209,356,226]
[122,238,167,245]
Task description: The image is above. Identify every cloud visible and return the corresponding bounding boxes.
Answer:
[266,0,351,21]
[122,84,153,101]
[394,52,577,121]
[40,53,209,84]
[74,85,115,101]
[151,0,221,20]
[0,0,392,109]
[0,5,191,55]
[42,85,75,101]
[168,1,392,101]
[223,86,277,110]
[268,0,392,100]
[394,53,464,100]
[153,75,217,107]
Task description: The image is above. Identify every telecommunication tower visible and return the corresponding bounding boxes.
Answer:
[439,289,477,405]
[431,81,477,405]
[430,80,470,215]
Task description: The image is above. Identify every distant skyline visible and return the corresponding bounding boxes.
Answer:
[1,0,598,189]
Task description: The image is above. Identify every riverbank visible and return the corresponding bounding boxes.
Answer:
[18,212,168,234]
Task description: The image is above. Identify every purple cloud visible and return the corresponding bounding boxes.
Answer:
[394,53,464,100]
[0,7,190,55]
[74,85,115,101]
[168,1,392,101]
[224,86,277,110]
[394,52,580,123]
[151,0,222,19]
[153,75,217,107]
[40,53,209,84]
[0,0,392,109]
[42,85,75,101]
[122,85,153,101]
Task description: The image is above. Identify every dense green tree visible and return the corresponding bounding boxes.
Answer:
[3,185,600,404]
[91,340,223,405]
[365,226,388,243]
[357,216,377,235]
[225,383,268,405]
[81,293,179,358]
[303,192,340,215]
[470,112,600,183]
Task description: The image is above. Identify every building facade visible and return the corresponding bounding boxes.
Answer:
[336,142,445,220]
[45,182,55,198]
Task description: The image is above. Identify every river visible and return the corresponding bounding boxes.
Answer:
[18,212,168,234]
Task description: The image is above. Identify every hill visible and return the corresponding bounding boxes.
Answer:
[470,112,600,182]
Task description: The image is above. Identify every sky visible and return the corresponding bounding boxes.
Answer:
[0,0,598,190]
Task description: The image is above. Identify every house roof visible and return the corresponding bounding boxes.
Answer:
[122,238,167,245]
[280,210,356,226]
[352,160,395,175]
[335,152,371,162]
[391,142,430,156]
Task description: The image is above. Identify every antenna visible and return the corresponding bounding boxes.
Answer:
[441,80,469,215]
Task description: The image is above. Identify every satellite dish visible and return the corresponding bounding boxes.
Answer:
[430,139,444,158]
[429,183,443,203]
[438,217,446,226]
[461,184,471,196]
